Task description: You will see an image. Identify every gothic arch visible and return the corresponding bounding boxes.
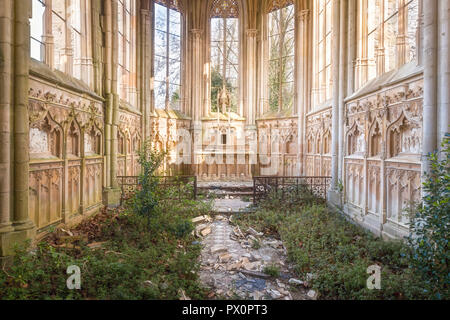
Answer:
[322,129,331,155]
[315,132,322,154]
[29,112,64,159]
[266,0,295,13]
[118,129,126,155]
[346,120,365,156]
[82,121,103,156]
[386,111,421,158]
[209,0,242,18]
[368,118,383,157]
[65,118,82,158]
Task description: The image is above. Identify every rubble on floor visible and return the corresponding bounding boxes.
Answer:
[197,213,312,300]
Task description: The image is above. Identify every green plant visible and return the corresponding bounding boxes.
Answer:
[132,140,166,227]
[407,135,450,299]
[337,179,344,193]
[263,264,280,277]
[250,238,261,250]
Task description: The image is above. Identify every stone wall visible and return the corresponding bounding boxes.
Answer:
[305,107,332,177]
[256,117,299,177]
[28,73,105,232]
[342,70,423,238]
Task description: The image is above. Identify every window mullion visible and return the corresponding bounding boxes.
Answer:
[165,5,170,110]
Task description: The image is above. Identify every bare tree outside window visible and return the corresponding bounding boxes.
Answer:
[268,3,295,113]
[154,0,182,110]
[210,0,239,113]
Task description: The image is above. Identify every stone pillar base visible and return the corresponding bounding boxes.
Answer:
[103,188,121,208]
[0,227,36,257]
[327,189,343,209]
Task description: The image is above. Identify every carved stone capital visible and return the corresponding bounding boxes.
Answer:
[190,28,203,38]
[246,29,258,37]
[298,9,310,21]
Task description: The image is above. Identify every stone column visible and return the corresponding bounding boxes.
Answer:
[258,15,269,118]
[91,0,103,95]
[103,0,120,206]
[81,0,94,87]
[110,0,119,189]
[297,8,311,176]
[191,29,203,122]
[0,0,14,243]
[338,0,348,186]
[64,0,73,76]
[396,0,407,67]
[0,0,37,256]
[43,0,54,68]
[347,0,356,97]
[190,28,204,172]
[329,0,341,201]
[245,29,258,127]
[13,0,34,230]
[140,8,151,139]
[104,0,112,188]
[354,0,368,88]
[149,5,155,115]
[245,28,258,174]
[438,0,450,149]
[376,0,386,76]
[422,0,438,178]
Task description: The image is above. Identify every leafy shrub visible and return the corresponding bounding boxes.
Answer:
[132,140,166,224]
[407,136,450,299]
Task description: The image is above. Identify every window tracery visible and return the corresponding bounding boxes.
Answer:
[355,0,419,89]
[210,0,240,113]
[29,0,93,83]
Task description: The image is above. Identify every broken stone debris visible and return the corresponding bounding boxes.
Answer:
[192,215,213,238]
[307,289,318,300]
[247,227,263,237]
[198,205,310,301]
[192,215,212,224]
[288,278,304,286]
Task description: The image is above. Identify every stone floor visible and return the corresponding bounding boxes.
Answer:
[197,181,254,188]
[212,198,253,214]
[196,194,310,300]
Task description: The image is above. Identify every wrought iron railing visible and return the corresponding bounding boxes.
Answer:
[117,175,197,205]
[253,176,332,204]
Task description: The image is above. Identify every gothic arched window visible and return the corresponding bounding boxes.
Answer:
[118,0,137,104]
[267,0,295,113]
[30,0,46,61]
[71,0,82,79]
[355,0,419,89]
[312,0,333,108]
[30,0,95,85]
[210,0,240,113]
[154,0,182,110]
